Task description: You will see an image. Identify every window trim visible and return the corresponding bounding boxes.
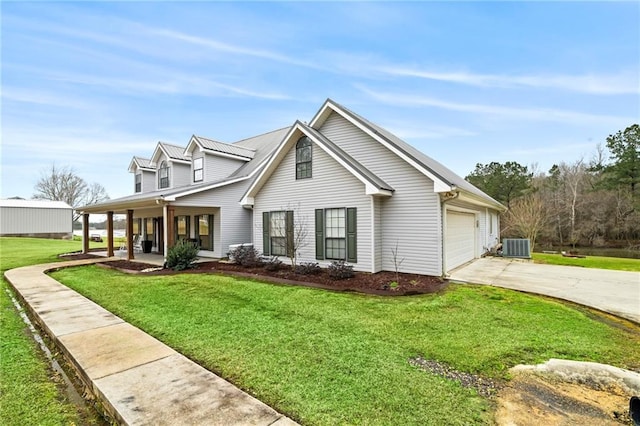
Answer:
[295,136,312,180]
[262,211,293,257]
[194,214,214,251]
[174,215,190,241]
[193,157,204,182]
[158,161,170,189]
[135,173,142,193]
[315,207,356,262]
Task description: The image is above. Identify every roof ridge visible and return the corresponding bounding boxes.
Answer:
[232,126,290,145]
[194,135,256,153]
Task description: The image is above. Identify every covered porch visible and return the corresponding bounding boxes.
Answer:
[79,195,220,262]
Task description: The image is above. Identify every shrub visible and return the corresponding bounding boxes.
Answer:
[264,256,284,271]
[328,260,354,280]
[295,262,321,275]
[166,239,199,271]
[230,245,262,267]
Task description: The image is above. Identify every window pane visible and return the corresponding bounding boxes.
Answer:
[326,238,346,260]
[194,169,203,181]
[194,158,203,168]
[270,211,285,237]
[271,237,286,256]
[146,219,153,235]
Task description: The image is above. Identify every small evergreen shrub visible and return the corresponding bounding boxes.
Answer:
[264,256,284,271]
[166,239,199,271]
[295,262,321,275]
[328,260,354,280]
[230,245,262,267]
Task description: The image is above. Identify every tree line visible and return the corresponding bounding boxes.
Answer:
[466,124,639,251]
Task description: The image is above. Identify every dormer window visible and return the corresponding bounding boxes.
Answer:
[158,161,170,189]
[135,173,142,193]
[194,157,203,182]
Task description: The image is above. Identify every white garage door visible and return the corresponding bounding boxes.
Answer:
[446,210,476,271]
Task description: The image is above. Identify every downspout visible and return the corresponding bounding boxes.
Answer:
[440,186,459,277]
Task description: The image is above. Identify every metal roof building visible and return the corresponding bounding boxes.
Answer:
[0,199,73,239]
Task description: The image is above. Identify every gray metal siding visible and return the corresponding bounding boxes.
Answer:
[320,112,442,275]
[254,140,372,272]
[0,207,72,235]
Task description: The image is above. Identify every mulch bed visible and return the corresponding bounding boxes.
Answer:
[64,254,448,296]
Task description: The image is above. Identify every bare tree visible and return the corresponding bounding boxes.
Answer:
[33,164,109,221]
[270,203,309,268]
[503,193,548,252]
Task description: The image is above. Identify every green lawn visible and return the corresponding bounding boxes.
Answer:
[533,252,640,271]
[0,237,82,425]
[51,264,640,425]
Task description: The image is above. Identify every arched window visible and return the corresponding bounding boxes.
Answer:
[158,161,170,188]
[295,136,312,179]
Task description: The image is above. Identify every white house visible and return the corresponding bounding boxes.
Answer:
[81,99,505,275]
[0,199,73,239]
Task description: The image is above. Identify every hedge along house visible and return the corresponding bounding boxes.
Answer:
[241,99,506,276]
[0,199,73,239]
[78,129,288,259]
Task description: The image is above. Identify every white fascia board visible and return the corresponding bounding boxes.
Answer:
[169,158,191,165]
[150,144,165,164]
[240,124,302,206]
[316,101,453,193]
[202,149,252,162]
[457,190,506,212]
[163,176,250,201]
[304,130,391,197]
[184,136,200,156]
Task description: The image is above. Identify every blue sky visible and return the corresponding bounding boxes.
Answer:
[2,1,638,200]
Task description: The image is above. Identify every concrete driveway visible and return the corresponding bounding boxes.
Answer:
[449,257,640,324]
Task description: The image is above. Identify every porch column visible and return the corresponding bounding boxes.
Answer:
[106,211,114,257]
[166,205,175,252]
[82,213,89,254]
[127,209,134,260]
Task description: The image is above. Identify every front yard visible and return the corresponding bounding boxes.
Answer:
[51,264,640,425]
[2,237,639,425]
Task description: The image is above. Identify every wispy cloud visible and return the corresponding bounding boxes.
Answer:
[357,86,633,126]
[378,66,640,95]
[1,87,91,109]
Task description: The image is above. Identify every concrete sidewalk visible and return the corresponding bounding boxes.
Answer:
[449,257,640,324]
[5,258,298,426]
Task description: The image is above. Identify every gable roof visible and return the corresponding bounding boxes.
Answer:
[240,121,394,206]
[128,156,155,173]
[310,99,505,210]
[1,199,72,209]
[151,142,190,165]
[81,127,290,213]
[186,135,256,161]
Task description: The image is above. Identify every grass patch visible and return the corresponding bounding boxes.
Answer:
[51,265,640,425]
[533,252,640,271]
[0,237,82,425]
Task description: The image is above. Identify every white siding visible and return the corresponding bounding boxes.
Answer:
[320,112,442,275]
[193,148,245,182]
[254,140,372,272]
[142,170,156,193]
[0,207,72,236]
[446,199,500,255]
[172,163,191,188]
[172,180,253,258]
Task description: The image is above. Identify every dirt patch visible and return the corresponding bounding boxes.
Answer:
[83,258,447,296]
[409,356,502,398]
[495,371,634,425]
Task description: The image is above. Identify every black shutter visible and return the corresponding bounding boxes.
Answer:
[347,208,357,263]
[262,212,270,256]
[315,209,324,260]
[286,210,294,258]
